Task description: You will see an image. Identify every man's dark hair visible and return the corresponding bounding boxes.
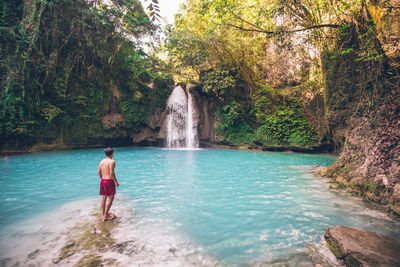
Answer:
[104,147,114,157]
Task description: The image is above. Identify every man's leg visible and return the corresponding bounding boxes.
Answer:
[104,195,114,219]
[101,195,107,219]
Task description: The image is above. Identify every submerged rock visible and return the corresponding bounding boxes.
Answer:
[325,226,400,267]
[53,241,76,263]
[75,254,103,267]
[111,240,142,255]
[27,249,40,260]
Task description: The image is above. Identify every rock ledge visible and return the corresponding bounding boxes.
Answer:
[325,226,400,267]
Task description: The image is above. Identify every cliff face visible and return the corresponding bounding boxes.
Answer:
[368,0,400,67]
[321,0,400,214]
[188,85,215,144]
[323,91,400,213]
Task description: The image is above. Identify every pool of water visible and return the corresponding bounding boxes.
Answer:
[1,147,399,266]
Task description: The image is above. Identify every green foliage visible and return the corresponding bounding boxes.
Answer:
[366,182,377,192]
[143,0,162,22]
[3,0,390,151]
[215,101,254,145]
[121,98,149,129]
[337,182,348,189]
[201,68,238,101]
[151,74,174,110]
[211,81,317,147]
[41,104,64,124]
[254,99,317,146]
[322,16,389,118]
[219,101,246,130]
[0,0,168,146]
[214,97,317,147]
[252,85,277,124]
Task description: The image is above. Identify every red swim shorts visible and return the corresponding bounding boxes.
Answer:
[100,179,116,196]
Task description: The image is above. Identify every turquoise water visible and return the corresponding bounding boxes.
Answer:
[1,148,400,265]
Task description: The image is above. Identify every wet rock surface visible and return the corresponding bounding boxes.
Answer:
[188,85,215,144]
[325,226,400,267]
[111,240,143,255]
[52,220,116,265]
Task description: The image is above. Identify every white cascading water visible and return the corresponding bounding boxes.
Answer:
[186,92,199,148]
[166,86,199,149]
[166,86,187,148]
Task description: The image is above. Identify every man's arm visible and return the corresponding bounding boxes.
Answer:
[111,160,119,187]
[98,163,102,179]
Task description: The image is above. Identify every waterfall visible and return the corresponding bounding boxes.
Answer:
[186,92,199,148]
[165,86,199,149]
[166,86,187,148]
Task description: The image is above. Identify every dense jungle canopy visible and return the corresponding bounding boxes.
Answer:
[0,0,174,147]
[1,0,398,151]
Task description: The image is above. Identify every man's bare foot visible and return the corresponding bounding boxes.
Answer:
[102,212,116,221]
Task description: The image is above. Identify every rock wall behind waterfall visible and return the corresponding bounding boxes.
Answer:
[187,85,215,145]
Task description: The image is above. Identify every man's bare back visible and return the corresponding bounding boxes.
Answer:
[99,158,117,181]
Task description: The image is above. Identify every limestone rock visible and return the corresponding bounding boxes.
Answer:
[393,184,400,202]
[148,112,165,130]
[325,226,400,267]
[327,90,400,210]
[188,86,215,143]
[102,113,124,129]
[368,1,400,67]
[131,127,157,144]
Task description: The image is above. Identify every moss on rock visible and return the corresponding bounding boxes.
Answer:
[75,254,102,267]
[54,219,117,265]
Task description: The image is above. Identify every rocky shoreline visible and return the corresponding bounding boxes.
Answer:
[0,140,334,156]
[319,165,400,218]
[26,211,400,267]
[203,142,334,154]
[324,226,400,267]
[0,143,106,156]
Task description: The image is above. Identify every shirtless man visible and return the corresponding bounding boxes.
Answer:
[98,148,119,221]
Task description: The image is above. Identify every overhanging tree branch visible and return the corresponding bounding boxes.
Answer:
[288,24,341,32]
[229,11,269,33]
[216,23,273,34]
[215,22,341,37]
[219,10,341,37]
